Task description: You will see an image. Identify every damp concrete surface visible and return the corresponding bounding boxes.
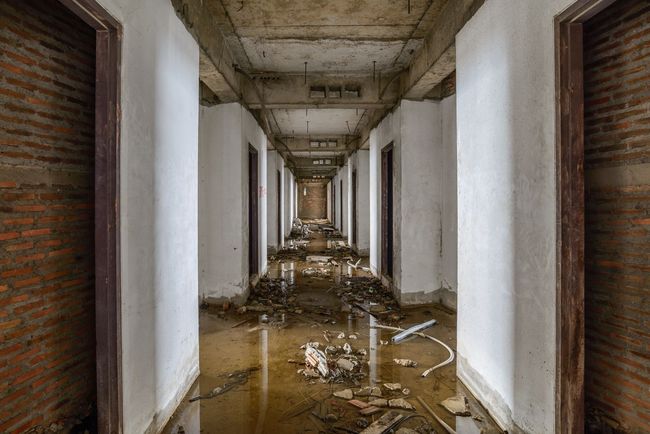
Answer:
[163,228,502,434]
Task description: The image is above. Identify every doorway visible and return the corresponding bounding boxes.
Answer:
[381,144,394,278]
[332,181,336,225]
[0,0,121,432]
[556,1,649,432]
[352,170,358,246]
[249,146,259,276]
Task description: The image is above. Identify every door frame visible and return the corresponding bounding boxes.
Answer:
[248,146,259,276]
[554,1,617,432]
[56,0,122,432]
[381,143,394,278]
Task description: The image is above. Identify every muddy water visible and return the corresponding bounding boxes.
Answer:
[164,233,502,434]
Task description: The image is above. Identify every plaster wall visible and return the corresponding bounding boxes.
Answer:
[339,164,349,236]
[456,0,576,431]
[266,151,279,252]
[326,181,332,222]
[349,150,370,255]
[94,0,201,431]
[198,103,267,303]
[441,95,458,307]
[284,168,294,236]
[369,101,446,305]
[398,100,443,304]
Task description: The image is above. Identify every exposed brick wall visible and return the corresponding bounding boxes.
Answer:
[298,181,327,219]
[0,1,96,432]
[583,1,650,432]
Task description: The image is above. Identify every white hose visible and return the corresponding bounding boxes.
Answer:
[372,324,455,377]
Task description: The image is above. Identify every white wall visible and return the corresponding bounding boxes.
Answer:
[398,100,443,304]
[349,150,370,255]
[326,180,332,222]
[284,168,294,236]
[96,0,200,432]
[369,101,448,305]
[341,163,349,237]
[441,95,458,307]
[266,151,285,252]
[199,103,268,303]
[456,0,575,432]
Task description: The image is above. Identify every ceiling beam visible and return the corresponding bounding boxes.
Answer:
[172,0,241,103]
[401,0,485,99]
[243,74,400,110]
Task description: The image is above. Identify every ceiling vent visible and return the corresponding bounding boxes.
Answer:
[309,86,326,98]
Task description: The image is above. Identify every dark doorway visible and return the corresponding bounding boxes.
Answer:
[1,0,121,432]
[381,144,394,278]
[277,170,282,247]
[554,1,650,433]
[249,147,259,275]
[352,170,358,246]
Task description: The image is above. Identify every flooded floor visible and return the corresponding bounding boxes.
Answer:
[164,225,502,434]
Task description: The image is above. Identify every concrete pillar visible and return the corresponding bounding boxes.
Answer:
[284,168,294,237]
[266,151,283,253]
[198,103,268,304]
[349,150,370,255]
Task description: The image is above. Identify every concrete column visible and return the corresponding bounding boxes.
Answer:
[266,151,280,253]
[349,150,370,255]
[199,103,268,304]
[284,168,294,236]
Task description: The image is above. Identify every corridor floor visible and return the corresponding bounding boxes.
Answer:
[164,224,502,434]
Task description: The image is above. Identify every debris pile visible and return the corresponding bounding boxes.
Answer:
[332,276,404,324]
[298,340,367,384]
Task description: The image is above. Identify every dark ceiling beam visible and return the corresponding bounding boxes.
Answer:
[243,74,400,110]
[400,0,485,99]
[172,0,241,102]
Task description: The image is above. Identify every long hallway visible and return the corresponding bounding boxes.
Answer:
[165,223,500,434]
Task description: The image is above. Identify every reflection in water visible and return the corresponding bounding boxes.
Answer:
[163,232,502,434]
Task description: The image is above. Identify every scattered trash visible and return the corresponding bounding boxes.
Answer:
[417,396,456,434]
[305,346,329,377]
[355,386,382,397]
[368,398,388,407]
[333,389,354,400]
[189,367,259,402]
[359,410,404,434]
[440,395,471,416]
[383,383,402,391]
[391,319,437,343]
[388,398,415,410]
[337,358,356,371]
[394,358,418,368]
[348,399,370,409]
[376,324,455,377]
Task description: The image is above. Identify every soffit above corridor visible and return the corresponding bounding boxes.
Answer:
[213,0,450,74]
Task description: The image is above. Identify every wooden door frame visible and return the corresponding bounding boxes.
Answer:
[555,1,617,432]
[55,0,122,432]
[248,146,259,276]
[381,143,394,278]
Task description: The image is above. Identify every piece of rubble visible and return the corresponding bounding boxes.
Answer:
[305,346,329,377]
[349,334,358,339]
[389,398,415,410]
[360,411,404,434]
[348,399,370,409]
[402,388,410,396]
[343,343,352,354]
[333,389,354,400]
[394,358,418,367]
[337,358,356,371]
[380,340,389,345]
[368,398,388,407]
[440,395,471,416]
[355,386,382,397]
[396,428,419,434]
[356,418,370,428]
[359,406,382,416]
[383,383,402,391]
[357,348,367,356]
[337,332,346,339]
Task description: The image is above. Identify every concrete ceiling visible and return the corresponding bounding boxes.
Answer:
[175,0,479,179]
[219,0,448,73]
[271,108,367,136]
